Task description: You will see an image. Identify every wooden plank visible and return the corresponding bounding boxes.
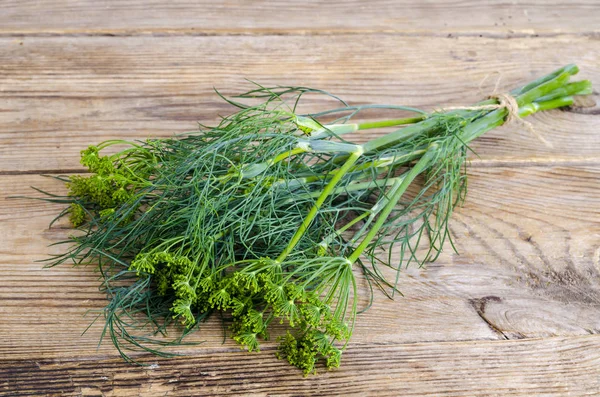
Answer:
[1,35,599,173]
[435,165,600,339]
[0,0,599,35]
[1,335,599,396]
[0,175,498,361]
[2,165,599,362]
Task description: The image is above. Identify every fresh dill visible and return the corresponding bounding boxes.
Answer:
[36,65,591,375]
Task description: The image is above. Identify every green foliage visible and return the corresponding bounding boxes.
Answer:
[68,203,86,227]
[171,298,195,326]
[277,330,342,375]
[65,145,140,226]
[36,65,592,374]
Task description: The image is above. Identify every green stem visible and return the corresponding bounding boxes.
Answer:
[271,147,306,164]
[289,175,410,253]
[362,118,439,153]
[511,64,578,96]
[309,116,424,140]
[360,65,580,154]
[346,173,409,246]
[346,146,438,263]
[307,104,427,119]
[275,147,424,201]
[98,139,142,150]
[244,69,581,262]
[276,150,363,262]
[357,116,426,130]
[534,81,591,103]
[296,174,405,201]
[459,94,575,144]
[519,96,574,117]
[309,116,427,139]
[515,70,572,106]
[335,211,372,235]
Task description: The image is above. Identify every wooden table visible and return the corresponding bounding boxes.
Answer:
[1,2,599,395]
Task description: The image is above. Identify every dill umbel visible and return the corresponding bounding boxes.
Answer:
[37,65,591,375]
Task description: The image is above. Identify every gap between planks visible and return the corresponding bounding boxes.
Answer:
[0,29,599,39]
[1,335,599,397]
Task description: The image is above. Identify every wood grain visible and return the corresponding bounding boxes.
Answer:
[2,335,599,396]
[0,0,599,36]
[2,165,599,362]
[1,1,600,394]
[0,174,497,361]
[1,35,598,173]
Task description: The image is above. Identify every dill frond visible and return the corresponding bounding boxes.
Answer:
[35,65,592,374]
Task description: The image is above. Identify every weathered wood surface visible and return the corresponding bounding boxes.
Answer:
[2,166,600,393]
[1,35,599,173]
[1,0,599,35]
[3,336,600,396]
[1,1,600,396]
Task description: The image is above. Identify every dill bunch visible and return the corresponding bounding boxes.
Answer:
[38,65,591,375]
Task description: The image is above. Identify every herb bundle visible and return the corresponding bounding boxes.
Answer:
[40,65,591,375]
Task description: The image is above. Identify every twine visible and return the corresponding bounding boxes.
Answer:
[437,74,553,148]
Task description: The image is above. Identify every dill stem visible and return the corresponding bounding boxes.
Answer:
[296,174,406,202]
[242,117,424,179]
[271,147,306,164]
[310,116,424,139]
[276,150,363,263]
[510,64,578,96]
[519,96,574,117]
[458,94,575,144]
[336,211,371,235]
[357,66,579,154]
[291,147,425,189]
[362,118,439,153]
[346,146,438,264]
[357,116,426,130]
[516,71,572,107]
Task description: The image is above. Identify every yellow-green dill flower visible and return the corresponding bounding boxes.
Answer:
[68,203,86,227]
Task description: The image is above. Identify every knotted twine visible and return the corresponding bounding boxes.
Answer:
[437,75,553,148]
